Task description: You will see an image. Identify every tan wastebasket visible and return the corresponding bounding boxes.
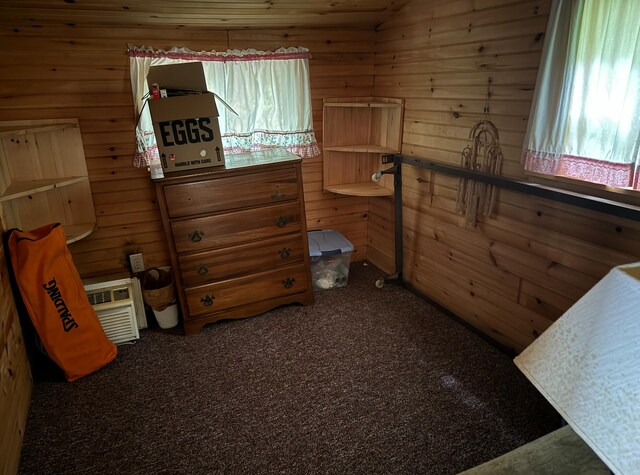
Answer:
[142,267,179,329]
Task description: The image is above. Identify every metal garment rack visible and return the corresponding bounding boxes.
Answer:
[378,153,640,287]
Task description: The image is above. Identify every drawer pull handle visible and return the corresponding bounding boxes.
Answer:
[197,265,209,275]
[282,277,296,289]
[190,230,204,242]
[200,294,215,307]
[271,192,287,201]
[275,216,289,228]
[279,247,291,259]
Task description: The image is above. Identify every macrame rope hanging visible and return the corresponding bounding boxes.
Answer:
[455,80,503,226]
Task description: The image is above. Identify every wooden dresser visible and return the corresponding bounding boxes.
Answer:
[153,149,314,334]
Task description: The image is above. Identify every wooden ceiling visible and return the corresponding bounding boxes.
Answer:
[0,0,412,29]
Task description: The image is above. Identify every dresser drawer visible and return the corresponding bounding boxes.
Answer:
[184,263,309,319]
[164,167,299,218]
[178,234,305,286]
[172,201,301,254]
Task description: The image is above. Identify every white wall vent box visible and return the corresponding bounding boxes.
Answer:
[83,274,146,345]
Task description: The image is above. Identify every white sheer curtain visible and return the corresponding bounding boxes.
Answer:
[129,45,320,168]
[523,0,640,189]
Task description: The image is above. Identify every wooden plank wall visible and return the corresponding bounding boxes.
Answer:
[0,215,32,475]
[372,0,640,352]
[0,24,376,278]
[0,22,376,469]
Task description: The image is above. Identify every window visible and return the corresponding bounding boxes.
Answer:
[523,0,640,190]
[128,45,320,168]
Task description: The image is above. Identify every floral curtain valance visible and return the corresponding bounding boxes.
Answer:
[128,45,320,168]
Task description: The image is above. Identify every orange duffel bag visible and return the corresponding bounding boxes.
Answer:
[7,223,116,381]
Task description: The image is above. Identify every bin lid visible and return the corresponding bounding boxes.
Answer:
[308,230,354,257]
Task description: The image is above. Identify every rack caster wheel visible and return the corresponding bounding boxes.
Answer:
[375,278,385,289]
[372,171,382,183]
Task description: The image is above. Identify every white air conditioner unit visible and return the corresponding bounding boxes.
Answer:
[83,274,146,345]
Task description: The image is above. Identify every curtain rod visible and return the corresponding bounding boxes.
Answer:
[394,155,640,222]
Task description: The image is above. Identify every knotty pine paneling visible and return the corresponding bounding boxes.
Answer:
[0,22,375,467]
[0,24,375,277]
[0,1,411,30]
[0,217,32,475]
[367,196,395,274]
[373,0,640,352]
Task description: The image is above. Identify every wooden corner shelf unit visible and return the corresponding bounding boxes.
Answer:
[0,119,96,243]
[322,97,404,197]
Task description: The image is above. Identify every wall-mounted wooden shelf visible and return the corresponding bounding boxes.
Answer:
[323,97,404,197]
[323,144,398,154]
[324,182,394,197]
[0,123,77,138]
[63,222,96,244]
[0,176,89,202]
[323,102,404,108]
[0,119,96,244]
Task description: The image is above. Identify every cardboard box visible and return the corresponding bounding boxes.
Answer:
[147,62,224,173]
[147,62,208,92]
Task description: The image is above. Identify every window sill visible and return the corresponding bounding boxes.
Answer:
[399,155,640,222]
[526,171,640,209]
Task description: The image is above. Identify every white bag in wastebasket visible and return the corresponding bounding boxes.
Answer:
[142,267,179,329]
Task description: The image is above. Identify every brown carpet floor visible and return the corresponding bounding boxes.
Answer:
[18,261,559,474]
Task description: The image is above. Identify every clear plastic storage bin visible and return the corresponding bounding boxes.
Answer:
[308,230,354,291]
